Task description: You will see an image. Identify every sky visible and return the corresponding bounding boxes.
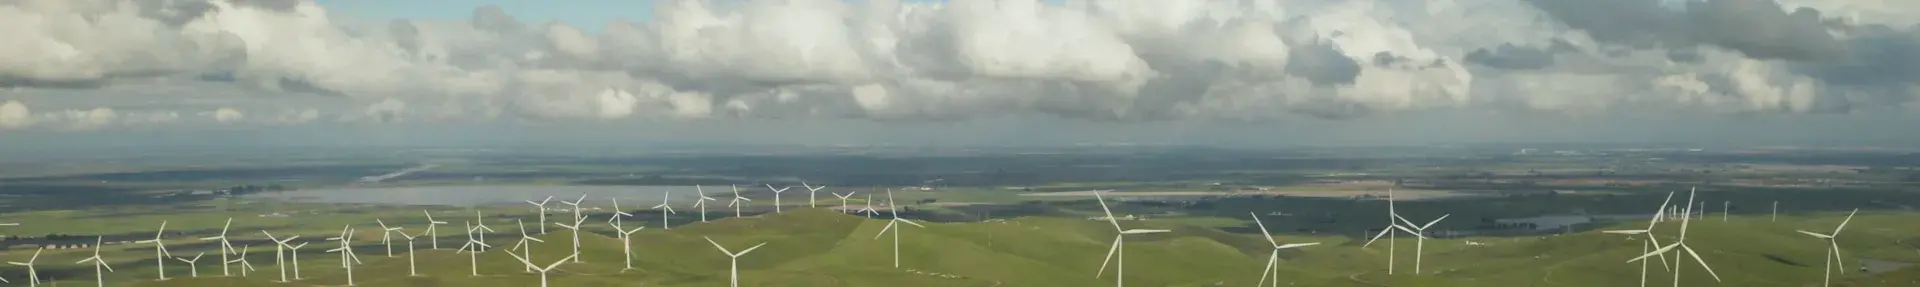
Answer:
[3,0,1920,151]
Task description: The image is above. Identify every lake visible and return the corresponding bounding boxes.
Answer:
[247,185,765,206]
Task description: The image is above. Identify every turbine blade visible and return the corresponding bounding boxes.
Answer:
[1093,191,1122,231]
[1096,236,1120,278]
[738,242,767,255]
[1250,212,1279,246]
[875,221,896,239]
[1835,208,1858,234]
[1277,242,1321,249]
[703,237,733,255]
[1797,230,1834,239]
[1648,191,1675,229]
[900,219,925,228]
[1422,214,1450,230]
[1363,228,1392,247]
[1832,241,1845,274]
[1258,252,1277,287]
[1626,243,1678,263]
[1393,225,1424,238]
[1681,244,1721,282]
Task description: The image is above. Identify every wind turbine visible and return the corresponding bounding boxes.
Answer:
[1603,191,1675,287]
[423,210,449,250]
[652,192,678,230]
[510,219,545,273]
[802,182,826,208]
[1722,201,1729,222]
[1250,212,1319,287]
[554,207,589,263]
[705,237,767,287]
[174,252,202,279]
[397,230,423,276]
[456,222,494,277]
[858,194,879,218]
[288,242,308,280]
[506,250,575,287]
[694,185,719,222]
[1361,188,1414,275]
[226,245,256,277]
[1093,190,1170,287]
[833,191,855,213]
[1397,213,1449,274]
[325,225,364,286]
[727,185,752,218]
[198,218,236,276]
[76,237,112,287]
[1628,187,1722,286]
[134,221,173,281]
[262,231,301,282]
[874,188,925,268]
[472,210,494,251]
[9,248,41,286]
[527,196,554,234]
[766,184,790,213]
[612,220,646,271]
[608,197,635,235]
[1772,201,1779,222]
[1797,208,1858,287]
[377,219,402,257]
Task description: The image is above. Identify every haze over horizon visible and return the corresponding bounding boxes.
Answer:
[4,0,1920,149]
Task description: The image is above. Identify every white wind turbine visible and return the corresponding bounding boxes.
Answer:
[174,252,202,279]
[1361,189,1414,275]
[694,185,719,222]
[1603,191,1675,287]
[262,231,301,282]
[225,245,256,277]
[1093,190,1171,287]
[506,251,575,287]
[652,192,678,230]
[874,188,926,268]
[1396,213,1450,274]
[423,210,449,250]
[611,220,646,271]
[527,196,554,235]
[833,191,855,213]
[766,184,790,213]
[325,225,364,286]
[134,221,173,281]
[1250,212,1320,287]
[511,219,545,273]
[76,237,112,287]
[472,210,494,252]
[397,230,424,276]
[1797,208,1858,287]
[9,248,41,286]
[858,194,879,218]
[705,237,767,287]
[377,219,402,257]
[728,185,752,217]
[288,242,308,280]
[456,221,494,277]
[198,218,237,276]
[802,182,826,208]
[608,197,635,233]
[554,207,589,263]
[1628,187,1722,286]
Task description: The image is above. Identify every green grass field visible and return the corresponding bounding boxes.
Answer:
[3,202,1918,286]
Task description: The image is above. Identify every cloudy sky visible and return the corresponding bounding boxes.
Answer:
[3,0,1920,150]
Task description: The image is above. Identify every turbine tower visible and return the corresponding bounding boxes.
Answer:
[1629,187,1722,287]
[197,218,237,276]
[705,237,768,287]
[262,231,301,283]
[377,219,402,257]
[9,248,41,286]
[134,221,173,281]
[325,225,364,286]
[76,237,113,287]
[1797,208,1858,287]
[1251,212,1319,287]
[1093,190,1171,287]
[694,185,719,222]
[510,219,545,273]
[1603,191,1675,287]
[506,251,575,287]
[873,188,926,268]
[727,185,752,218]
[423,210,449,250]
[802,181,826,208]
[526,196,554,234]
[766,184,791,213]
[1361,189,1414,275]
[652,192,678,230]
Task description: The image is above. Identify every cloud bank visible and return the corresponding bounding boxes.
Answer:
[2,0,1919,131]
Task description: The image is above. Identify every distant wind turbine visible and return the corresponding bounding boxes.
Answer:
[288,242,308,280]
[728,185,752,217]
[76,237,114,286]
[510,219,545,273]
[1396,213,1449,274]
[262,231,301,282]
[694,185,719,222]
[1093,190,1170,287]
[225,245,256,277]
[456,221,494,277]
[1797,208,1858,287]
[506,251,575,287]
[197,218,237,276]
[10,248,42,286]
[612,221,646,271]
[608,197,634,234]
[472,210,494,251]
[325,225,365,286]
[705,237,767,287]
[397,230,423,276]
[652,192,678,229]
[1362,188,1414,275]
[527,196,554,235]
[858,194,879,218]
[1628,187,1722,287]
[803,182,827,208]
[173,252,201,279]
[135,221,173,281]
[423,210,449,250]
[1251,212,1319,287]
[833,191,855,213]
[767,184,790,213]
[554,207,589,263]
[874,189,926,268]
[1603,191,1675,287]
[377,219,402,257]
